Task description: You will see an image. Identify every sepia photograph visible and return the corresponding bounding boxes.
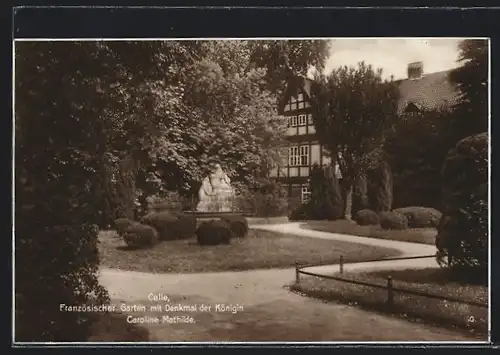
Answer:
[13,37,489,344]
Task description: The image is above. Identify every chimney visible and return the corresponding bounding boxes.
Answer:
[407,61,424,80]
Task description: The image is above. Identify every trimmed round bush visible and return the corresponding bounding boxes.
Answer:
[140,211,179,241]
[393,206,442,228]
[354,209,380,226]
[379,211,408,230]
[174,213,198,240]
[196,220,232,246]
[115,218,135,235]
[123,224,159,249]
[220,215,249,238]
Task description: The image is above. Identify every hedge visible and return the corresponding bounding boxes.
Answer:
[123,224,159,249]
[354,209,380,226]
[393,207,442,228]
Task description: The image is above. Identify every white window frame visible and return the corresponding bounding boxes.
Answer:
[301,185,311,203]
[288,146,300,167]
[298,114,307,126]
[300,145,309,166]
[290,116,298,127]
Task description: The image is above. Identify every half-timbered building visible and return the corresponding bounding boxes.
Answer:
[270,62,459,204]
[269,76,341,203]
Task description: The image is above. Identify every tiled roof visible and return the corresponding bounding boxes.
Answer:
[396,70,460,115]
[280,70,460,116]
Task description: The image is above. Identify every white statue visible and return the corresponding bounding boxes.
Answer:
[196,163,235,212]
[197,176,215,212]
[210,164,233,194]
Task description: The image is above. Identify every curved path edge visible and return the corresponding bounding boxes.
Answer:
[250,222,440,275]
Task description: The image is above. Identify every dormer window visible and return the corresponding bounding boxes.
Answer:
[407,61,424,80]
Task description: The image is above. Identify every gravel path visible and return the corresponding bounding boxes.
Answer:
[98,223,482,342]
[252,222,440,275]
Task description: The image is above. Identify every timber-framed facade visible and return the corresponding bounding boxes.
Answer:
[270,76,340,203]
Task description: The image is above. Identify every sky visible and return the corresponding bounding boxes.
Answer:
[308,38,464,80]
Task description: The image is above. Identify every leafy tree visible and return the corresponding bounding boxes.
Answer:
[15,41,111,341]
[248,40,331,94]
[179,41,288,189]
[108,40,325,211]
[310,62,400,218]
[436,133,488,284]
[449,39,488,136]
[384,109,457,210]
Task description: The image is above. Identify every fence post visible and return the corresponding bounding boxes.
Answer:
[295,262,300,284]
[339,255,344,274]
[387,276,394,308]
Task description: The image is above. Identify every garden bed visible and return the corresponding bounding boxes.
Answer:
[98,229,401,273]
[291,267,488,336]
[302,220,437,245]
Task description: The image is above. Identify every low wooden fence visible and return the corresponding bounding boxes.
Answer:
[294,255,488,309]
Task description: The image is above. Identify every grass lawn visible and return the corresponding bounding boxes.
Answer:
[291,267,488,335]
[302,220,437,245]
[88,312,150,341]
[98,229,401,273]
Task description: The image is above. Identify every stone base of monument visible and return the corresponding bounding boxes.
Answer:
[182,210,245,227]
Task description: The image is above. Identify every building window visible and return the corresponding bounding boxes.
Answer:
[289,145,309,166]
[307,114,313,125]
[300,145,309,166]
[290,116,298,127]
[298,114,307,126]
[285,91,310,112]
[289,146,300,166]
[301,185,311,203]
